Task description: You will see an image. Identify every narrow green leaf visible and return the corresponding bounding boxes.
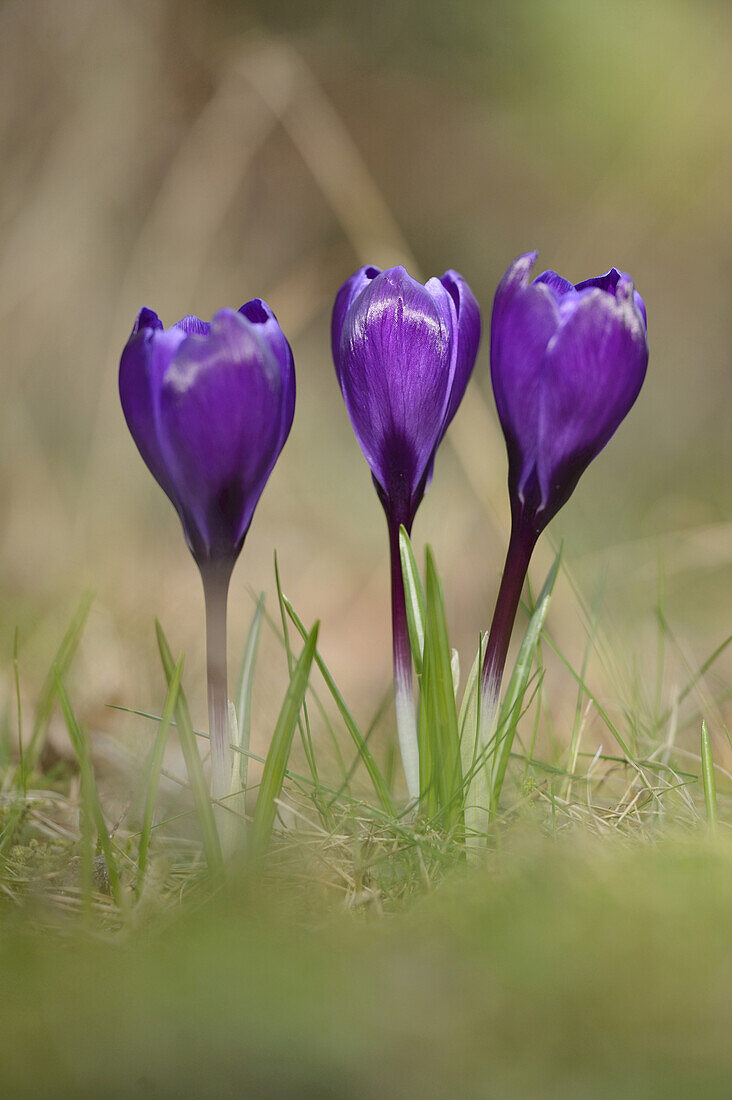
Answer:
[25,590,94,775]
[420,546,463,829]
[656,631,732,732]
[564,574,603,800]
[284,597,395,816]
[543,632,633,760]
[155,620,222,875]
[700,720,717,833]
[417,617,438,818]
[13,628,25,798]
[136,656,183,898]
[654,555,667,723]
[234,593,265,792]
[107,701,370,810]
[490,546,561,814]
[249,622,320,859]
[399,526,426,674]
[274,554,320,794]
[54,669,122,906]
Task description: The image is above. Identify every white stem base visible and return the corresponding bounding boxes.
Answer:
[395,677,420,802]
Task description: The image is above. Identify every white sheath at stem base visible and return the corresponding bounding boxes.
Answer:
[395,673,420,802]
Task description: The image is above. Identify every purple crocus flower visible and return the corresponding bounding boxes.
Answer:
[482,251,648,707]
[332,264,481,798]
[120,301,295,799]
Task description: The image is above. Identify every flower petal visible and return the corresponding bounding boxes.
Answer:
[536,281,649,519]
[575,268,648,329]
[239,298,296,453]
[174,315,210,335]
[492,251,537,327]
[135,307,164,335]
[436,269,481,431]
[533,270,575,298]
[490,274,560,502]
[119,308,187,506]
[331,265,381,383]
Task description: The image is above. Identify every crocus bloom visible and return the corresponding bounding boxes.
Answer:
[332,265,481,798]
[482,251,648,706]
[120,301,295,799]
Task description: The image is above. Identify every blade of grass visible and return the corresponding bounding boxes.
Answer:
[249,594,350,821]
[654,555,666,722]
[136,656,183,898]
[564,573,603,800]
[330,687,392,807]
[109,701,391,815]
[700,720,717,833]
[399,525,426,674]
[155,620,223,876]
[54,670,122,906]
[13,628,25,798]
[283,597,395,816]
[234,593,265,793]
[274,553,321,797]
[423,546,463,829]
[542,631,636,761]
[0,701,11,770]
[417,615,439,819]
[24,590,94,776]
[249,621,319,860]
[490,546,561,816]
[655,629,732,732]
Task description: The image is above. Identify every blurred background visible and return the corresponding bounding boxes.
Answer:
[1,0,729,787]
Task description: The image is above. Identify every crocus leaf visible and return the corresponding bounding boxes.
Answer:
[234,593,265,794]
[54,669,122,906]
[490,545,562,814]
[399,525,426,674]
[155,620,223,875]
[249,622,319,860]
[136,656,183,898]
[283,597,395,817]
[418,546,463,830]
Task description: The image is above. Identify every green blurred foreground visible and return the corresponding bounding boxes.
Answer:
[3,836,731,1098]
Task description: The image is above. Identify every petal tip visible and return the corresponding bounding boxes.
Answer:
[498,251,539,296]
[239,298,272,325]
[133,307,162,336]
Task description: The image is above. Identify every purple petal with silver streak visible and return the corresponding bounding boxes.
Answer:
[336,266,455,521]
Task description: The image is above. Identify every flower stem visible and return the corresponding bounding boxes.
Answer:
[388,515,420,801]
[481,517,538,714]
[200,561,233,803]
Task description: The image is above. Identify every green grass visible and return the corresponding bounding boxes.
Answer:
[1,549,730,1096]
[2,836,732,1098]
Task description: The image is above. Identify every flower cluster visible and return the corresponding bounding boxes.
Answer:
[120,250,648,807]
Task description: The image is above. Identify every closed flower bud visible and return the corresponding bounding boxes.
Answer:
[481,252,649,735]
[332,264,481,529]
[332,264,481,799]
[120,301,295,566]
[491,252,648,534]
